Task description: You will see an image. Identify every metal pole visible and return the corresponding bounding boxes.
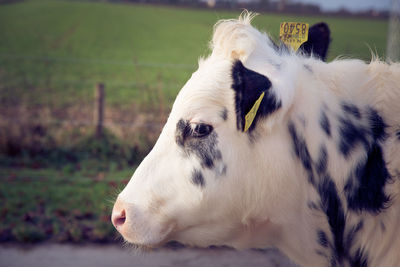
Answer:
[387,0,400,62]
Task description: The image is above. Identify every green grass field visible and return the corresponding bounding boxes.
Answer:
[0,166,132,242]
[0,0,389,107]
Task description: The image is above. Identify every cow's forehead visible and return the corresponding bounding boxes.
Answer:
[169,57,234,124]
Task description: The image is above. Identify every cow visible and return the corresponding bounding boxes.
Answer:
[112,12,400,267]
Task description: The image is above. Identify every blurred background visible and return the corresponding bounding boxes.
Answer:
[0,0,398,266]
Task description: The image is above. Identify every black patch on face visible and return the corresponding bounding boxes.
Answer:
[341,102,361,119]
[176,119,192,147]
[337,116,369,158]
[317,174,346,263]
[396,130,400,140]
[231,60,282,132]
[320,111,331,137]
[175,119,222,170]
[220,108,228,121]
[344,143,391,213]
[351,248,368,267]
[316,145,328,175]
[191,169,205,187]
[188,132,221,169]
[380,222,386,232]
[288,122,314,184]
[317,230,329,248]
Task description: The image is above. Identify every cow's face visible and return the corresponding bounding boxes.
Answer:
[112,54,303,249]
[111,15,331,250]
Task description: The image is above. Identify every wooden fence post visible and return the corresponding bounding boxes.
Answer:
[94,83,105,138]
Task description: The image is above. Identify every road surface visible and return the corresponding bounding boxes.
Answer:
[0,244,299,267]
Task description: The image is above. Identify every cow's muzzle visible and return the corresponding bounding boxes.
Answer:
[111,197,128,232]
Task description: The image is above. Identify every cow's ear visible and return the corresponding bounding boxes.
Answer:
[231,60,282,132]
[300,22,331,61]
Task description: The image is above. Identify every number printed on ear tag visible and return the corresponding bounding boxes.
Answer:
[279,22,309,51]
[244,92,265,132]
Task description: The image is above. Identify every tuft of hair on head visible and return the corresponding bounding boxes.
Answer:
[210,10,260,61]
[238,9,258,25]
[367,45,383,63]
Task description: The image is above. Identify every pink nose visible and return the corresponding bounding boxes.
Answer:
[111,198,127,230]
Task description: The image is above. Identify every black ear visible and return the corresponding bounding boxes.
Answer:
[231,60,281,132]
[300,22,331,61]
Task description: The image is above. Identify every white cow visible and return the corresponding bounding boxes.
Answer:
[112,13,400,267]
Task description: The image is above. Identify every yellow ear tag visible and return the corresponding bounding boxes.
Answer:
[279,22,309,51]
[244,92,265,132]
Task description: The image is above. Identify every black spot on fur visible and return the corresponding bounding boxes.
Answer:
[187,133,221,169]
[176,119,222,169]
[351,248,368,267]
[337,116,369,157]
[320,111,331,137]
[220,108,228,121]
[289,106,384,265]
[175,119,192,147]
[367,108,386,141]
[344,144,391,213]
[317,230,329,248]
[231,60,281,132]
[339,107,390,213]
[288,122,314,184]
[316,145,328,175]
[288,121,352,265]
[317,174,346,263]
[345,221,363,249]
[191,169,205,187]
[338,107,387,158]
[342,102,361,119]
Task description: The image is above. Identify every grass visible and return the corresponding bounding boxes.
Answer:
[0,130,143,243]
[0,0,389,108]
[0,166,132,243]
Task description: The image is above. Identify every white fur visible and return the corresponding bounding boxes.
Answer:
[115,13,400,267]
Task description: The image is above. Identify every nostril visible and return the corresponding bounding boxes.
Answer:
[112,209,126,228]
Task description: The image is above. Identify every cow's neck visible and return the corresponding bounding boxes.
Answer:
[278,58,400,266]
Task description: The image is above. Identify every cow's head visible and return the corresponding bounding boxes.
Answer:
[112,14,330,249]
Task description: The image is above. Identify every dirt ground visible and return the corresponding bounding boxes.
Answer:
[0,244,299,267]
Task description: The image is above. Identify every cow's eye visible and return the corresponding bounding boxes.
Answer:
[192,123,213,138]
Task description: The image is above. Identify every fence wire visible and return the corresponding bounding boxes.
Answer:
[0,54,195,70]
[0,54,190,129]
